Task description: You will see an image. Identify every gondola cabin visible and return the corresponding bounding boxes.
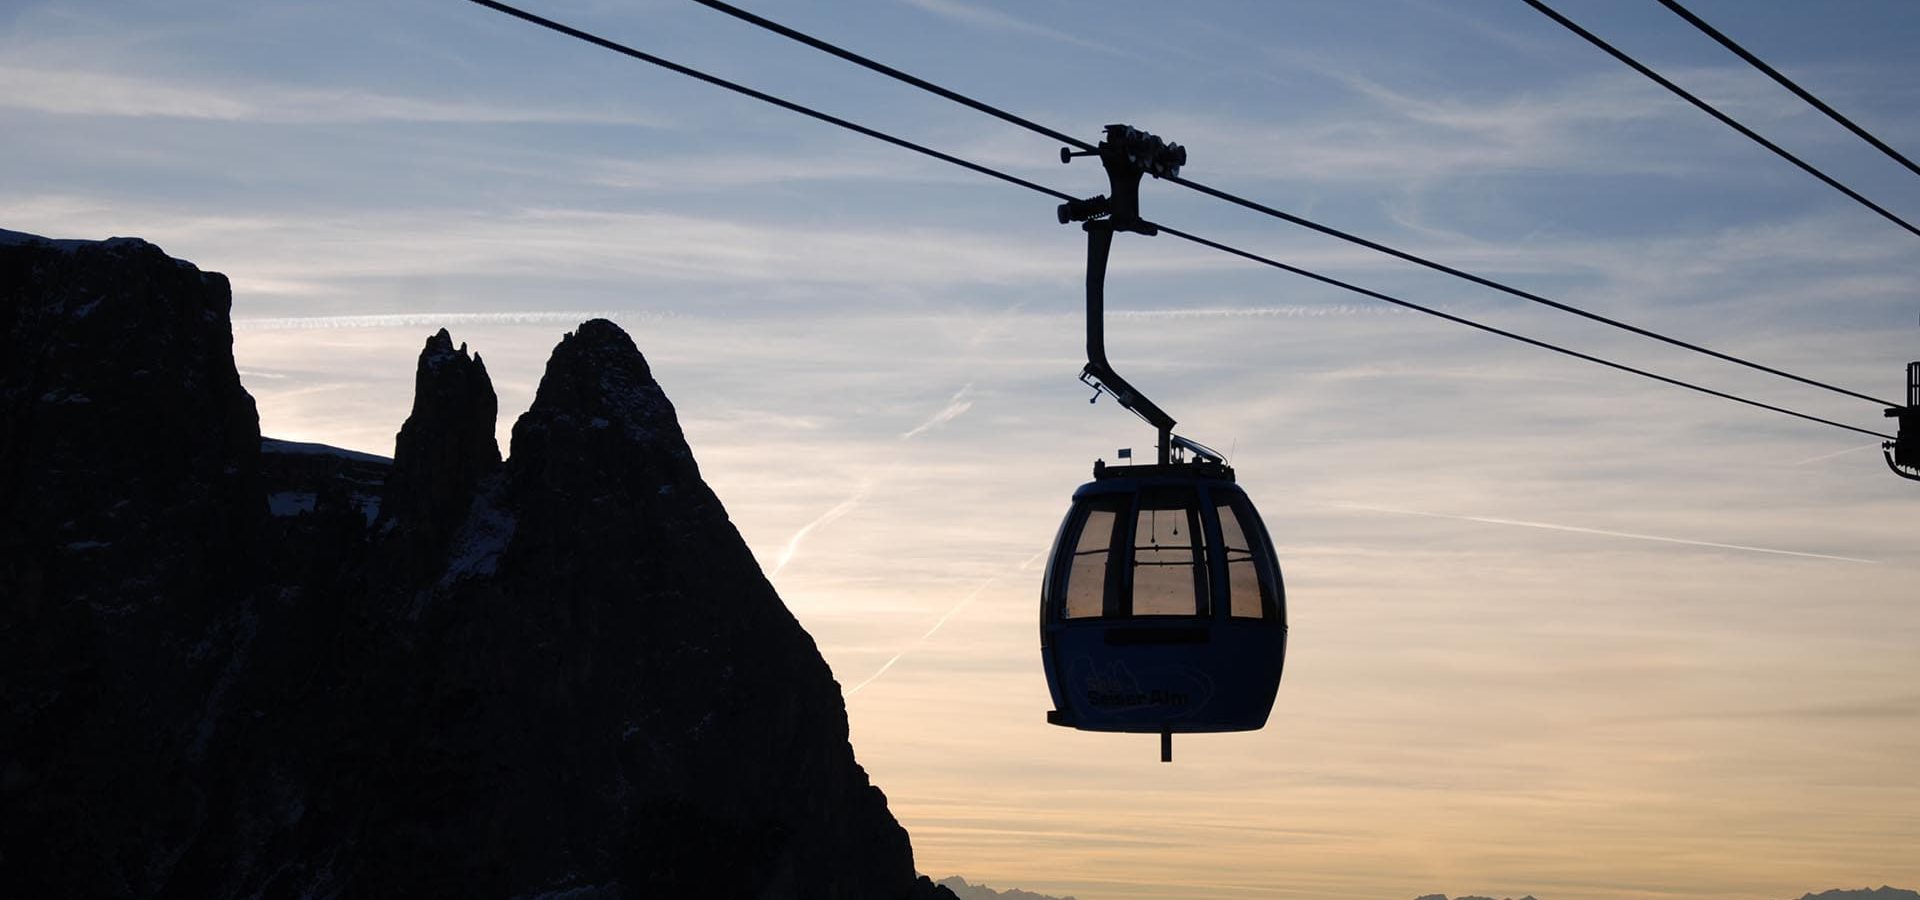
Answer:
[1040,458,1288,746]
[1044,123,1289,759]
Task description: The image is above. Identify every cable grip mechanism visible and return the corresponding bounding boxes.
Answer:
[1056,124,1184,232]
[1057,124,1189,464]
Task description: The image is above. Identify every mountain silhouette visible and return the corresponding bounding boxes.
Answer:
[1794,890,1920,900]
[937,875,1077,900]
[1414,894,1539,900]
[1412,889,1920,900]
[0,228,953,899]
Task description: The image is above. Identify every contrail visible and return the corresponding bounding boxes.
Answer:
[844,651,906,696]
[1790,443,1879,466]
[848,572,1002,696]
[900,383,974,440]
[769,483,872,576]
[1337,503,1876,564]
[234,311,648,330]
[771,383,974,577]
[848,549,1049,697]
[916,553,1045,642]
[918,572,1000,640]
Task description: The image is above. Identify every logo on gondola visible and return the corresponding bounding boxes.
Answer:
[1085,672,1189,710]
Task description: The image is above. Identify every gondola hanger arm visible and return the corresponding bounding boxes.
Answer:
[1060,124,1190,465]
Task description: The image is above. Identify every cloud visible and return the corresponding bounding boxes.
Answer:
[1114,305,1421,320]
[1336,502,1878,564]
[590,151,969,192]
[0,63,661,125]
[1610,693,1920,725]
[1146,65,1809,186]
[235,311,638,331]
[0,197,1093,299]
[895,0,1129,57]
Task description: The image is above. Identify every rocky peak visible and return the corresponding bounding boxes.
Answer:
[427,317,927,897]
[511,318,686,470]
[504,318,712,575]
[2,232,948,900]
[375,326,499,581]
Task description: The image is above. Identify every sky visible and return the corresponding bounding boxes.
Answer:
[5,0,1920,897]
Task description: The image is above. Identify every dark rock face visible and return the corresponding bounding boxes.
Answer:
[260,437,389,527]
[0,231,265,897]
[0,230,948,900]
[346,319,922,898]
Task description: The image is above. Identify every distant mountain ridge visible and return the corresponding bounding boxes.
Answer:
[938,875,1077,900]
[1414,889,1919,900]
[1795,890,1920,900]
[0,229,952,898]
[1415,894,1540,900]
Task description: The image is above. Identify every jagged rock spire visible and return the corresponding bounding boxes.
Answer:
[375,327,500,581]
